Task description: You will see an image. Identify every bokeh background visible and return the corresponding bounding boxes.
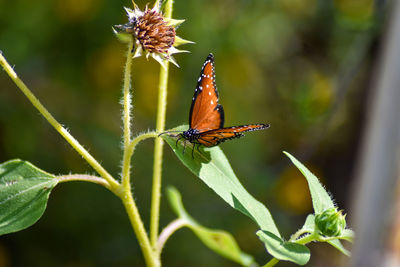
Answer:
[0,0,387,266]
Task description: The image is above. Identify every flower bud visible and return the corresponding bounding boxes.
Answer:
[315,207,346,237]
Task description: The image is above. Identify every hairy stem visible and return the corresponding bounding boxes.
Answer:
[122,189,159,267]
[296,232,318,245]
[117,39,159,266]
[56,174,110,189]
[126,131,159,163]
[0,53,119,191]
[289,228,310,242]
[121,39,134,189]
[150,0,174,248]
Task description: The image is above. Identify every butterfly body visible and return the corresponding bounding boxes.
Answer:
[182,128,200,142]
[178,53,269,150]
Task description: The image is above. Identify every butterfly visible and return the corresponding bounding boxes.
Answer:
[174,53,270,155]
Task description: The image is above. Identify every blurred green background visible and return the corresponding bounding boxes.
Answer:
[0,0,382,266]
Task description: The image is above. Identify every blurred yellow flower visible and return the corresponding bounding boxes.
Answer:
[276,165,313,214]
[335,0,373,21]
[54,0,98,23]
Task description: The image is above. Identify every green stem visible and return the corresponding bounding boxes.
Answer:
[296,232,318,245]
[0,53,119,191]
[121,39,134,190]
[150,61,168,248]
[117,39,159,266]
[263,258,280,267]
[316,235,346,242]
[157,218,187,253]
[122,188,160,267]
[126,132,159,160]
[289,228,310,242]
[56,174,110,189]
[150,0,174,248]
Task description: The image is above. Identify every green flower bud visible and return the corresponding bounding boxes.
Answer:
[315,207,346,237]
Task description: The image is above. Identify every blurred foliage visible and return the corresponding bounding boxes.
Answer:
[0,0,383,266]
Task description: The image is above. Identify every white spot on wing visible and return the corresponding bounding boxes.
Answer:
[211,100,214,105]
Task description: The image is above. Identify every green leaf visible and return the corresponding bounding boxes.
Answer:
[340,229,355,242]
[167,187,254,266]
[257,230,310,265]
[327,239,350,256]
[283,152,334,214]
[301,214,315,233]
[162,126,280,236]
[0,159,57,236]
[162,127,310,264]
[284,153,353,257]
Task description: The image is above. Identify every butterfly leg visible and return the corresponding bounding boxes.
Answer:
[196,143,202,154]
[175,135,183,148]
[191,142,202,159]
[182,141,187,155]
[191,144,195,159]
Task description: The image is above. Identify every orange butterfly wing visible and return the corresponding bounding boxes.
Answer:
[189,54,224,132]
[181,54,270,149]
[197,124,270,147]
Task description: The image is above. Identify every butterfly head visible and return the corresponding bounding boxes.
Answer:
[182,128,200,142]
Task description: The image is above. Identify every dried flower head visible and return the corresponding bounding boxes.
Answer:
[114,0,193,68]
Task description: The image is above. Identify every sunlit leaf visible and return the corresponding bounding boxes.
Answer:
[0,159,57,235]
[162,127,310,264]
[284,153,353,257]
[167,187,254,266]
[301,214,315,233]
[283,152,334,214]
[327,239,350,256]
[340,229,355,242]
[162,126,280,236]
[257,230,310,265]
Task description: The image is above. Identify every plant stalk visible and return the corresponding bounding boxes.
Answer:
[122,188,160,267]
[126,132,159,164]
[117,39,159,266]
[289,229,310,242]
[263,258,280,267]
[0,53,119,191]
[56,174,110,189]
[121,39,134,190]
[157,218,187,253]
[150,0,174,248]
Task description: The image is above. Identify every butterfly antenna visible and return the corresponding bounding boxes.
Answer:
[158,130,182,137]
